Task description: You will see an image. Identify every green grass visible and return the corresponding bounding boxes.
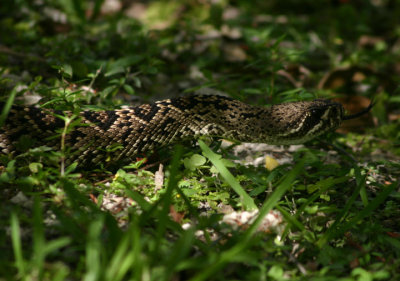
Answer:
[1,0,400,280]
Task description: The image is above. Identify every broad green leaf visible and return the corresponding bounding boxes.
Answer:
[183,154,206,171]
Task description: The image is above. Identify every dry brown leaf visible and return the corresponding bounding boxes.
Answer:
[169,205,185,224]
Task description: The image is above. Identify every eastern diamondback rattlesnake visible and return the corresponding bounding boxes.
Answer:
[0,95,371,167]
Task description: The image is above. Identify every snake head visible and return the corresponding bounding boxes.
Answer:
[299,99,345,140]
[259,99,345,144]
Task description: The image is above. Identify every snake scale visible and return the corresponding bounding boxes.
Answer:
[0,95,371,167]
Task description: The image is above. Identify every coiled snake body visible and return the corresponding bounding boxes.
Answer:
[0,95,368,167]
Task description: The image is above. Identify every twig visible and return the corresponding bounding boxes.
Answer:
[0,44,46,62]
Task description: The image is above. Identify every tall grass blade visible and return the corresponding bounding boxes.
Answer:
[84,216,104,281]
[199,140,257,210]
[317,181,397,247]
[11,212,25,278]
[153,145,184,258]
[190,157,306,281]
[0,86,18,127]
[32,197,45,279]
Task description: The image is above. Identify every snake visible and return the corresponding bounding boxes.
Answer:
[0,95,372,168]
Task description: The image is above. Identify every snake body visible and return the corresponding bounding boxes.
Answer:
[0,95,346,167]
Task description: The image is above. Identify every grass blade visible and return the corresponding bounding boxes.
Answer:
[84,216,104,281]
[0,86,18,127]
[32,197,46,279]
[11,212,25,278]
[199,140,257,210]
[245,157,305,237]
[333,182,397,238]
[125,189,152,212]
[317,180,397,247]
[190,157,306,281]
[275,205,305,232]
[316,174,364,247]
[154,145,184,256]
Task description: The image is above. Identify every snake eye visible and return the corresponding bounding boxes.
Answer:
[310,108,325,119]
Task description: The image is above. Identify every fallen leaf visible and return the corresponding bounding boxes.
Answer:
[265,155,280,171]
[169,205,185,223]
